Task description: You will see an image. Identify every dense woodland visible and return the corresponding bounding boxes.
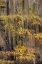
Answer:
[0,0,42,63]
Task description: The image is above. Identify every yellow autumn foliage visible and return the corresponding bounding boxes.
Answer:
[17,27,24,34]
[15,45,27,54]
[20,53,35,60]
[34,33,42,39]
[30,14,41,21]
[32,20,41,25]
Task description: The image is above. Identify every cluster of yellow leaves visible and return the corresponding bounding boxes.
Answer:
[34,33,42,39]
[17,21,21,25]
[27,53,35,59]
[14,45,35,60]
[17,27,24,34]
[4,20,15,32]
[0,14,28,22]
[33,33,42,45]
[0,14,41,28]
[0,14,22,20]
[29,14,41,26]
[10,24,15,32]
[4,21,9,29]
[20,53,35,60]
[15,45,27,54]
[0,15,10,20]
[0,14,41,22]
[14,14,22,19]
[0,60,14,64]
[17,27,32,36]
[32,20,41,25]
[24,29,32,36]
[30,14,41,20]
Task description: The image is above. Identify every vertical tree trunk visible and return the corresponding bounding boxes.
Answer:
[22,15,24,28]
[36,25,39,33]
[12,32,15,50]
[6,0,10,15]
[8,27,11,50]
